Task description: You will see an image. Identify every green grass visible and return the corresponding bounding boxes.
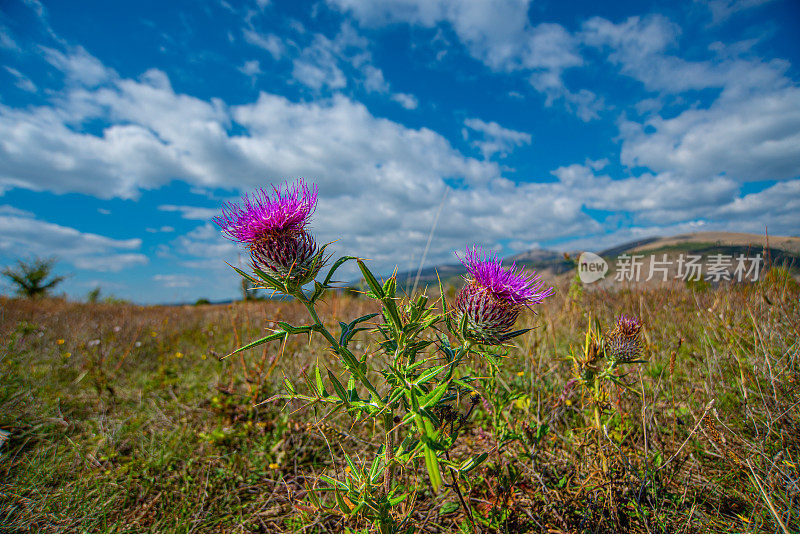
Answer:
[1,274,798,533]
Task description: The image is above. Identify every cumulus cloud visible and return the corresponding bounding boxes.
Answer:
[463,118,531,159]
[0,212,147,272]
[2,45,798,286]
[619,86,800,183]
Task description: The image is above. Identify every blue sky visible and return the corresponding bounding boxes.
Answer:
[1,0,799,303]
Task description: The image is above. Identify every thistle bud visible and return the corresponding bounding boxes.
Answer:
[605,314,644,362]
[455,247,553,344]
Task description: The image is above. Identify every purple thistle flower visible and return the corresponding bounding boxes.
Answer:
[454,246,553,344]
[457,247,553,305]
[605,314,644,362]
[214,179,317,246]
[214,179,324,287]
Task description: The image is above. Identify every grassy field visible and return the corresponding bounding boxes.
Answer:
[1,272,798,533]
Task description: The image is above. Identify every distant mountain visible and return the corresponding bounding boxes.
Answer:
[387,231,800,292]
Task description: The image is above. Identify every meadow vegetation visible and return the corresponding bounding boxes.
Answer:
[1,273,798,533]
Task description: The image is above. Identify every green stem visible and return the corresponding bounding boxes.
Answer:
[295,290,385,408]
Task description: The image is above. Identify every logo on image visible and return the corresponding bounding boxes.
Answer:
[578,252,608,284]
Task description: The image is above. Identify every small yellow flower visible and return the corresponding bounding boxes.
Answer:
[56,339,65,345]
[269,462,279,469]
[516,371,524,377]
[344,466,352,474]
[200,354,207,360]
[63,352,71,358]
[564,399,572,406]
[174,352,183,359]
[151,331,158,338]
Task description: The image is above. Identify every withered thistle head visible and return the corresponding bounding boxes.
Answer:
[605,314,644,362]
[214,179,325,287]
[455,247,553,344]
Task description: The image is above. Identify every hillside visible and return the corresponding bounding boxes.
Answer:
[390,231,800,292]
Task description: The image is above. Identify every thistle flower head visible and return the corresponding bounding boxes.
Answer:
[455,246,553,344]
[458,247,553,305]
[605,314,644,362]
[214,179,318,246]
[214,179,324,288]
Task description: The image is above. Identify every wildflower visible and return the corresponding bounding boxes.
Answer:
[455,247,553,344]
[269,462,279,469]
[56,339,65,345]
[605,314,644,362]
[214,179,325,288]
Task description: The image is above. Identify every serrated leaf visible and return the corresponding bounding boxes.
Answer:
[310,280,325,303]
[383,276,396,298]
[283,377,296,394]
[277,321,313,335]
[357,259,384,298]
[388,492,409,506]
[334,489,352,515]
[382,298,403,332]
[343,452,360,482]
[420,382,448,410]
[221,330,287,360]
[499,328,531,342]
[314,366,327,397]
[327,369,349,404]
[252,266,286,291]
[459,452,488,473]
[230,264,261,286]
[414,364,447,386]
[322,255,358,288]
[319,474,348,490]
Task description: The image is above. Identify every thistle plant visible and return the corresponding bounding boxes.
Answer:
[214,179,553,533]
[570,314,645,472]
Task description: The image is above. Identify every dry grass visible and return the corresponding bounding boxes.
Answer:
[1,273,798,533]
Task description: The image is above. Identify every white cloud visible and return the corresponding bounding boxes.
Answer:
[292,33,348,90]
[620,86,800,183]
[0,213,147,272]
[391,92,418,109]
[5,67,37,92]
[581,15,790,96]
[363,64,389,92]
[463,118,531,159]
[697,0,774,25]
[0,205,34,217]
[158,204,219,220]
[42,46,114,87]
[327,0,590,118]
[239,59,262,78]
[243,30,285,59]
[2,46,798,284]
